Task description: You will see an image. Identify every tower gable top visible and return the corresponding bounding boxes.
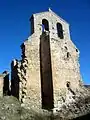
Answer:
[31,9,69,25]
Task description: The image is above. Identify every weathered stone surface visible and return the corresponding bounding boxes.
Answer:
[0,71,10,97]
[10,9,84,109]
[0,9,90,120]
[20,93,90,120]
[10,9,89,113]
[0,75,4,97]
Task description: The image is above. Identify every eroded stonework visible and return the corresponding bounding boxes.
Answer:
[11,9,87,111]
[0,75,4,97]
[0,9,90,120]
[0,71,9,97]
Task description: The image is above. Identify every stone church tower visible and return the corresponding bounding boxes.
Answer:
[11,9,83,110]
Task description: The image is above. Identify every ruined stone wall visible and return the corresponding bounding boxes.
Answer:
[0,72,10,97]
[11,57,29,102]
[10,10,85,110]
[11,60,20,99]
[0,9,89,120]
[3,71,10,96]
[0,75,4,97]
[13,32,84,110]
[21,35,41,108]
[11,34,42,108]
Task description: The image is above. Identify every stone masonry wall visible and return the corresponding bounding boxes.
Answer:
[10,9,86,111]
[21,34,41,108]
[0,9,90,120]
[11,33,42,108]
[0,75,4,97]
[50,36,83,108]
[0,72,10,97]
[11,32,84,110]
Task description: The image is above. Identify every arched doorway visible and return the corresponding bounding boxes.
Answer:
[42,19,49,32]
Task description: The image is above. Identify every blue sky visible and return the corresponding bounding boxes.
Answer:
[0,0,90,84]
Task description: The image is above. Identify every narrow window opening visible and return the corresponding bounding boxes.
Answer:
[76,49,78,52]
[52,27,54,29]
[66,81,76,95]
[67,52,70,58]
[30,15,34,34]
[66,81,70,88]
[57,23,64,39]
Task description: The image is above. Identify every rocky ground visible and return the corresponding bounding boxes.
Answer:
[0,95,90,120]
[0,96,21,120]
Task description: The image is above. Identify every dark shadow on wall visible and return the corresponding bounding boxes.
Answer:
[40,32,54,110]
[3,71,10,96]
[11,60,19,99]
